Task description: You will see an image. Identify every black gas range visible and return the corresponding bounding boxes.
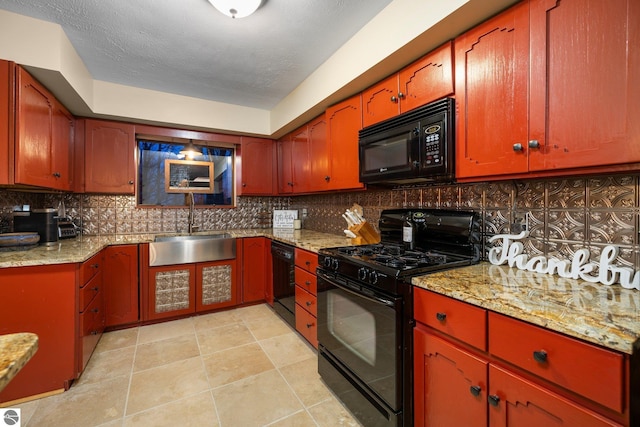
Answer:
[319,209,480,293]
[316,209,480,427]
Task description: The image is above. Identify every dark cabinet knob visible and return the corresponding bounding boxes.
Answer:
[324,175,330,182]
[305,280,311,286]
[436,312,446,322]
[53,172,61,178]
[469,385,482,397]
[91,287,99,291]
[306,301,312,307]
[128,180,134,185]
[398,92,405,99]
[242,182,247,187]
[390,95,398,103]
[528,140,540,149]
[306,323,314,328]
[513,143,524,151]
[91,263,99,269]
[488,394,500,407]
[533,350,548,363]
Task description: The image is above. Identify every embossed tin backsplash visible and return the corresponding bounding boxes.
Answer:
[1,174,638,266]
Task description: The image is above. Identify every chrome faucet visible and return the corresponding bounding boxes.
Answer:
[187,192,199,233]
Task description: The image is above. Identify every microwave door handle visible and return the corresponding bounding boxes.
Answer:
[330,279,396,308]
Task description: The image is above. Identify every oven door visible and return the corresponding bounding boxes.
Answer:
[317,271,403,411]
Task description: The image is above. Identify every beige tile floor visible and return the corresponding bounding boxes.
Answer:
[11,304,363,427]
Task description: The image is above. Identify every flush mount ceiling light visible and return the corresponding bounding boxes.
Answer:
[207,0,263,19]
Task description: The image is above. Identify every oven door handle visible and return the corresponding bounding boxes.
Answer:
[331,280,397,308]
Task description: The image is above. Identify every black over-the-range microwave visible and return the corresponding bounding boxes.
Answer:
[358,97,455,185]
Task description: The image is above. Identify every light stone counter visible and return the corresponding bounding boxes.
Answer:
[0,229,351,268]
[0,333,38,392]
[412,262,640,354]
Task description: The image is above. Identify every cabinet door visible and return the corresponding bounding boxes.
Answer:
[196,259,238,312]
[455,1,530,179]
[488,365,621,427]
[528,0,640,171]
[84,119,135,194]
[0,264,77,402]
[362,74,400,128]
[51,101,74,190]
[241,237,268,303]
[414,327,487,427]
[326,94,365,191]
[308,114,330,191]
[277,133,294,194]
[290,124,310,193]
[239,136,275,195]
[399,41,454,113]
[0,60,14,185]
[15,68,56,188]
[104,244,139,327]
[147,264,195,320]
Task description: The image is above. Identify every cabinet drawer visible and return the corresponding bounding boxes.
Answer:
[488,312,624,413]
[79,272,101,312]
[295,267,317,295]
[295,303,318,348]
[414,288,487,351]
[295,285,317,317]
[80,290,104,336]
[80,252,102,284]
[295,248,318,273]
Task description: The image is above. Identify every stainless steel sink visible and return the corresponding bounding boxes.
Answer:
[149,234,236,266]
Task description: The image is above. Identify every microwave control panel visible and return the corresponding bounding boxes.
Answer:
[422,120,446,170]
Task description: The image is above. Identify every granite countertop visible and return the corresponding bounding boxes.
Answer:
[0,229,352,268]
[0,333,38,392]
[412,262,640,355]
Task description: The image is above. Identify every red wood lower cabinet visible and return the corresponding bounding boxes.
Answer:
[196,259,238,312]
[241,237,268,303]
[414,325,624,427]
[0,264,77,403]
[414,326,487,427]
[104,244,139,327]
[488,365,622,427]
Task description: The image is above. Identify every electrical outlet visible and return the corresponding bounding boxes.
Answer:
[302,208,308,218]
[511,212,530,234]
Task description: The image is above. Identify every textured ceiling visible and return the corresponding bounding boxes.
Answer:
[0,0,393,109]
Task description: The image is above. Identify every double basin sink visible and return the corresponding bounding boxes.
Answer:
[149,233,236,267]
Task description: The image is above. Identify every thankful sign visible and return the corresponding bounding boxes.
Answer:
[489,231,639,291]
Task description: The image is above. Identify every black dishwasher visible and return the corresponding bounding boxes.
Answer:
[271,240,295,328]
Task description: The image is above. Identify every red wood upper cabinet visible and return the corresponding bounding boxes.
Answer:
[527,0,640,171]
[104,244,139,328]
[326,94,365,191]
[277,124,311,194]
[238,136,275,195]
[456,0,640,180]
[455,1,530,179]
[363,42,454,128]
[277,132,294,194]
[307,114,330,192]
[0,60,14,186]
[15,67,75,190]
[83,119,136,194]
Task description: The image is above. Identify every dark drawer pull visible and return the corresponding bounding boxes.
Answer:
[436,312,446,322]
[91,330,99,335]
[306,323,314,328]
[469,385,481,397]
[305,281,311,286]
[91,308,100,313]
[91,263,99,269]
[533,350,548,363]
[91,287,99,291]
[306,301,312,307]
[488,394,500,407]
[305,261,311,266]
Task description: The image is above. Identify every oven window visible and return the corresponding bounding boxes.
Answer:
[328,292,376,365]
[363,136,408,171]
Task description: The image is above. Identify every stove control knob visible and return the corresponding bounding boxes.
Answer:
[369,271,379,285]
[331,258,339,271]
[358,267,368,281]
[324,257,332,268]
